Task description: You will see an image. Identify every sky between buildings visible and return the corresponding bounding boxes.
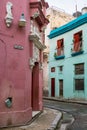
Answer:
[46,0,87,15]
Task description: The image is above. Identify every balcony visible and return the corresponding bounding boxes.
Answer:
[54,52,65,60]
[29,32,46,50]
[71,47,84,57]
[29,23,46,50]
[55,55,65,60]
[30,1,49,26]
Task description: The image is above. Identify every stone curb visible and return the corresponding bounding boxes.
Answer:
[65,118,74,130]
[60,117,74,130]
[43,96,87,105]
[47,112,62,130]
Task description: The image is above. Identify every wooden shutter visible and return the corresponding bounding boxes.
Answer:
[74,34,80,51]
[57,40,61,55]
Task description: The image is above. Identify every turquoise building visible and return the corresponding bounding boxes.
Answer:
[48,13,87,99]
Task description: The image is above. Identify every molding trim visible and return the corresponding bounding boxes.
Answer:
[48,13,87,39]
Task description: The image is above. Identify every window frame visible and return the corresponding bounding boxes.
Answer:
[56,38,64,56]
[74,63,84,91]
[72,30,83,52]
[75,63,84,75]
[75,79,84,91]
[51,67,55,72]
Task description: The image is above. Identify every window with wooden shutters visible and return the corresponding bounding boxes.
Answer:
[57,39,64,56]
[74,63,84,91]
[51,67,55,72]
[73,31,82,52]
[59,66,63,71]
[75,63,84,75]
[75,79,84,90]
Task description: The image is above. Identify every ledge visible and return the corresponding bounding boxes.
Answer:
[55,55,65,60]
[48,13,87,39]
[30,2,49,26]
[71,50,84,56]
[29,34,46,50]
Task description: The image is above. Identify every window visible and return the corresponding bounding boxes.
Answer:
[75,79,84,90]
[56,39,64,56]
[51,67,55,72]
[74,63,84,91]
[72,31,82,52]
[59,66,63,72]
[75,63,84,75]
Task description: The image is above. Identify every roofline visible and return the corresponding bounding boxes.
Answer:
[48,13,87,39]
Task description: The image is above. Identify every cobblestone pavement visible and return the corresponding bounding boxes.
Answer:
[67,113,87,130]
[0,108,61,130]
[44,98,87,130]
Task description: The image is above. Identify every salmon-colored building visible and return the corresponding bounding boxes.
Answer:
[0,0,48,127]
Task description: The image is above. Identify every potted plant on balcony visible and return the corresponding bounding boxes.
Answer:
[71,48,75,53]
[54,52,57,57]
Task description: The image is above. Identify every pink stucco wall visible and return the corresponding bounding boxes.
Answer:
[0,0,48,127]
[0,0,32,127]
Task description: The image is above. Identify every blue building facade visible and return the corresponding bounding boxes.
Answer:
[48,13,87,99]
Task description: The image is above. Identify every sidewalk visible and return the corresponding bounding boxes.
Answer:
[2,96,84,130]
[43,96,87,105]
[1,108,62,130]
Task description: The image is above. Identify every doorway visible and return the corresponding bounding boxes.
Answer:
[59,80,63,97]
[51,78,55,97]
[32,62,39,111]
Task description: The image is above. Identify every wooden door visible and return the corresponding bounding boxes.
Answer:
[51,78,55,97]
[59,80,63,97]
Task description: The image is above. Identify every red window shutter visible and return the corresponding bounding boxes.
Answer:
[74,34,80,51]
[57,40,61,55]
[57,40,61,48]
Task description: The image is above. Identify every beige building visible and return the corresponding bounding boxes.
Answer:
[43,6,74,96]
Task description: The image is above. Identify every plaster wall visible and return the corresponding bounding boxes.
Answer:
[0,0,32,127]
[49,23,87,99]
[43,7,74,95]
